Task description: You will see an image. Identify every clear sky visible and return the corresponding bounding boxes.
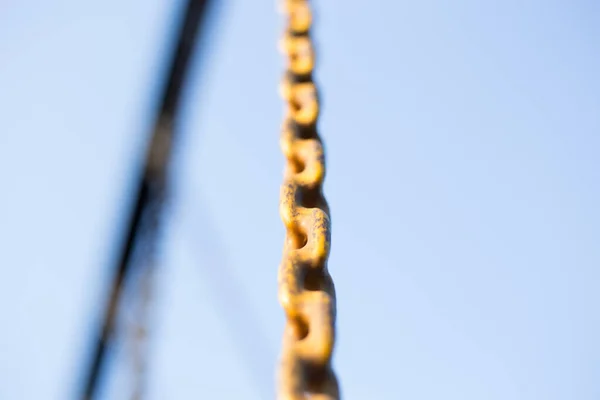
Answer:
[1,0,599,399]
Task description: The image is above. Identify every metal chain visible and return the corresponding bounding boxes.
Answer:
[277,1,339,399]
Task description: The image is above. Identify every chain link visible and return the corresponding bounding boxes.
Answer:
[277,1,340,398]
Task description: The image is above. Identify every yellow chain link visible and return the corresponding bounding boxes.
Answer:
[277,1,340,398]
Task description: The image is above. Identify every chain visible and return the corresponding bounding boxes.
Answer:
[277,1,339,399]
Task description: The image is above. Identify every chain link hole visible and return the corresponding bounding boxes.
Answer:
[299,186,322,209]
[292,232,308,249]
[294,317,309,340]
[292,157,306,174]
[291,98,302,113]
[304,269,324,291]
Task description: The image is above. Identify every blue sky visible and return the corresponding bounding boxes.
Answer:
[1,1,599,399]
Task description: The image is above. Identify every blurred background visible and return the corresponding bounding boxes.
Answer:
[1,0,600,399]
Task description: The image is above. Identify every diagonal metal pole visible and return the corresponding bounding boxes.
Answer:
[80,1,213,398]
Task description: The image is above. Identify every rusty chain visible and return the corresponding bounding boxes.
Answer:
[277,1,340,399]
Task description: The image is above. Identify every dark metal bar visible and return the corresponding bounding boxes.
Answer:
[79,1,212,398]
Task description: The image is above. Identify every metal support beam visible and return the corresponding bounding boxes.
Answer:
[79,1,212,398]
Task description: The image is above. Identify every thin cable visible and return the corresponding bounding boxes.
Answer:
[183,198,275,399]
[79,1,212,398]
[128,253,155,400]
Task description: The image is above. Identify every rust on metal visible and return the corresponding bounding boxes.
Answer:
[277,1,340,398]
